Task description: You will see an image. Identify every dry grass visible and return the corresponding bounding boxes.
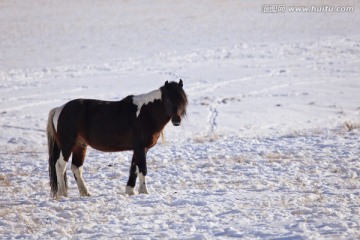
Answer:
[0,174,11,187]
[0,207,13,220]
[233,155,247,164]
[193,133,224,143]
[266,152,282,161]
[265,152,292,163]
[0,205,42,235]
[344,121,360,132]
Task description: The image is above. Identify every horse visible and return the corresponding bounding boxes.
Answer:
[47,80,188,199]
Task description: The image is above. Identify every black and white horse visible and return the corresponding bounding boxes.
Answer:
[47,80,188,198]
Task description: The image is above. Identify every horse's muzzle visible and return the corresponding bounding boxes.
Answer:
[171,116,181,126]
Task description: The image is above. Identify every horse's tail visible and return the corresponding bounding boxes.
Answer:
[47,108,60,198]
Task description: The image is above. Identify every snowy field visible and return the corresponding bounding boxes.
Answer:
[1,0,360,239]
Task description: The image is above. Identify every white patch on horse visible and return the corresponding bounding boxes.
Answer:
[71,164,91,197]
[52,105,64,132]
[55,153,68,198]
[138,172,149,194]
[132,89,162,117]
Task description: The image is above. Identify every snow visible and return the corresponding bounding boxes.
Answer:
[1,0,360,239]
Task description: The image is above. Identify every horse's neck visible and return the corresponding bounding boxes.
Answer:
[133,89,162,117]
[149,101,172,132]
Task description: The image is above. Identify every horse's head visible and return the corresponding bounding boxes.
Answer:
[161,79,188,126]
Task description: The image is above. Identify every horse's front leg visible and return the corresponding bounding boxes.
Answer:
[137,154,149,195]
[125,155,137,196]
[125,146,148,195]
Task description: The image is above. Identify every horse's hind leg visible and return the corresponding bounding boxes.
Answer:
[55,152,69,198]
[71,145,91,197]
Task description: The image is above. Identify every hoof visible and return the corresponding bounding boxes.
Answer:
[79,186,91,197]
[80,191,91,197]
[125,186,136,196]
[138,185,149,194]
[55,192,68,200]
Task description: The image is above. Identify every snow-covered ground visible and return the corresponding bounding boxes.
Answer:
[1,1,359,239]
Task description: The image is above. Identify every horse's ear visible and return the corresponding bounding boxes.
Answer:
[165,81,169,86]
[179,79,183,88]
